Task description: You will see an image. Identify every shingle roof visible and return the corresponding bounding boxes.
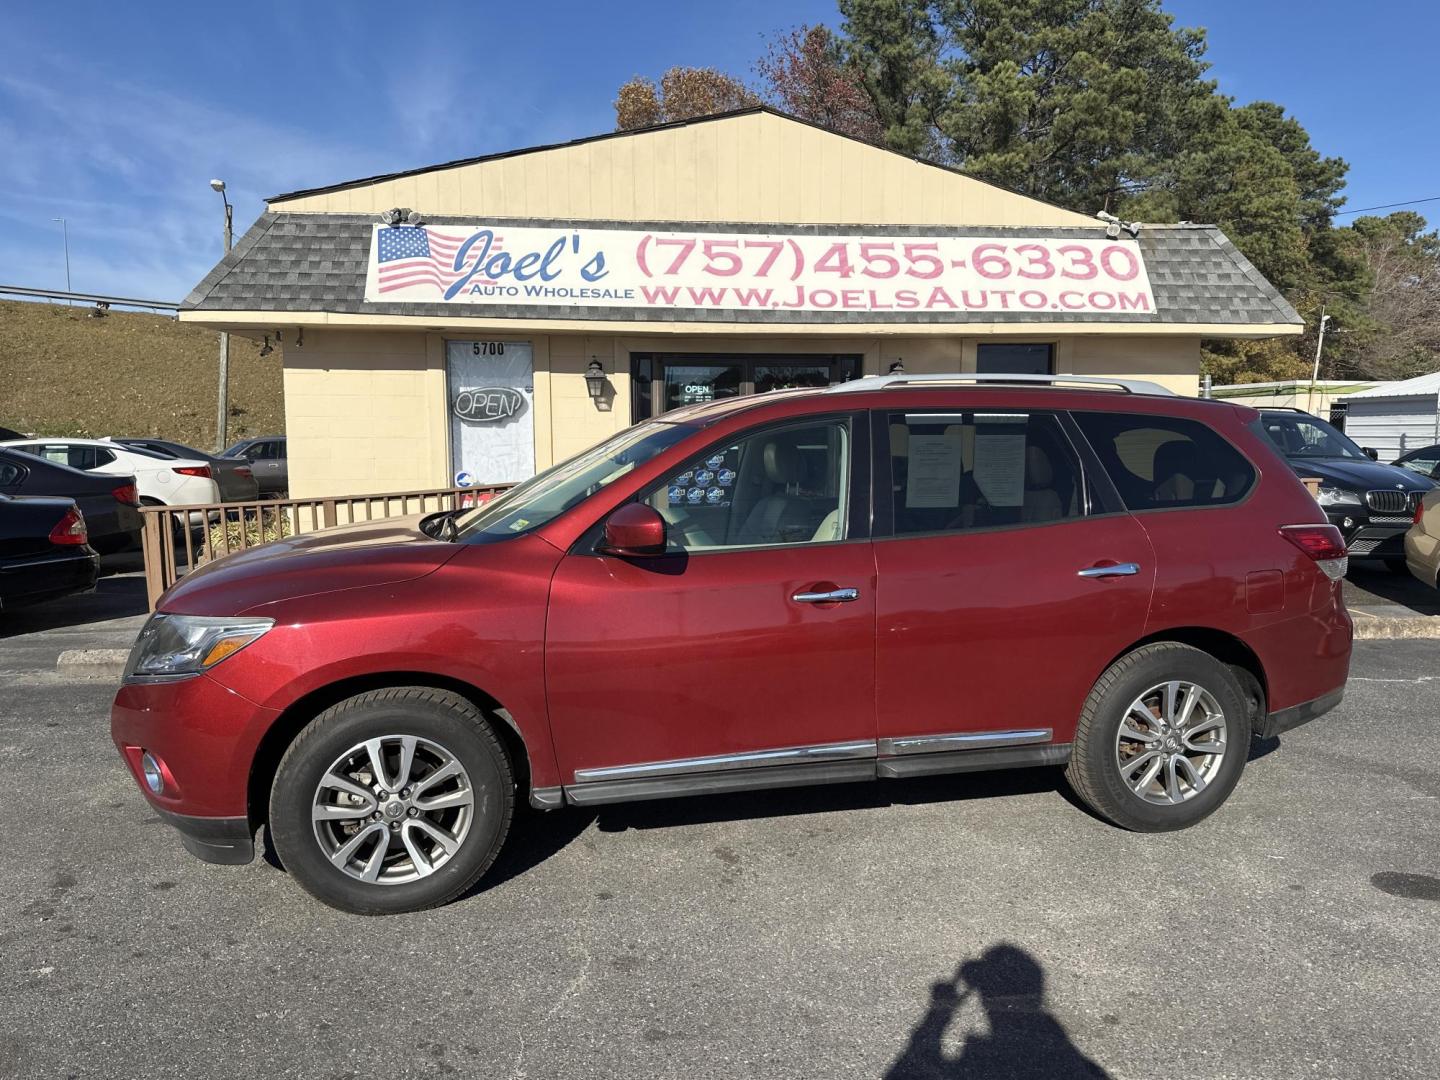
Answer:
[183,212,1301,328]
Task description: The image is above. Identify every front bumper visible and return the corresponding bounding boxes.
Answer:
[1257,687,1345,741]
[1324,507,1417,558]
[155,808,255,864]
[111,672,279,865]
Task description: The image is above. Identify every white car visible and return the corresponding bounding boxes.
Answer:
[0,438,222,512]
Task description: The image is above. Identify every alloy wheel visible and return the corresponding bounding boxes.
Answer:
[311,734,475,884]
[1114,680,1227,806]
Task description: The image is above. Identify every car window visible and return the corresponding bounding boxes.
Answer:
[640,418,851,551]
[1399,455,1440,479]
[454,421,694,541]
[0,460,23,487]
[1258,413,1366,460]
[887,411,1084,535]
[1073,412,1255,511]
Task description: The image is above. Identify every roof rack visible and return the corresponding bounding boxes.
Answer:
[826,372,1175,396]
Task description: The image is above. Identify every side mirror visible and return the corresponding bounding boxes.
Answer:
[600,503,667,556]
[1363,447,1379,461]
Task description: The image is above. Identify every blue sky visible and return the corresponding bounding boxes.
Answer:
[2,0,1437,302]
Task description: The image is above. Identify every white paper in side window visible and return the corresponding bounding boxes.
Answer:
[973,417,1027,507]
[905,431,964,508]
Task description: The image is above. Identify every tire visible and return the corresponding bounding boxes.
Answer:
[269,687,514,915]
[1065,643,1248,832]
[1384,557,1410,575]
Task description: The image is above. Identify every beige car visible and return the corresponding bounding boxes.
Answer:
[1405,488,1440,587]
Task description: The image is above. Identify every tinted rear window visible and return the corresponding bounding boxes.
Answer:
[1072,412,1255,511]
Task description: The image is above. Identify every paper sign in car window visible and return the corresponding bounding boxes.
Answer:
[905,430,964,508]
[973,415,1028,508]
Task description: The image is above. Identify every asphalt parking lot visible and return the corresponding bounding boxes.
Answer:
[2,620,1438,1079]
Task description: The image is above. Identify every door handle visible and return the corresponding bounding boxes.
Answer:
[1077,562,1141,579]
[792,587,860,603]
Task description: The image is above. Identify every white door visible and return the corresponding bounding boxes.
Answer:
[446,341,535,486]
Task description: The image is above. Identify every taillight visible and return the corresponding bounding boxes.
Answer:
[233,465,253,478]
[173,465,212,479]
[1280,524,1348,581]
[112,483,139,506]
[49,506,88,545]
[1416,501,1427,527]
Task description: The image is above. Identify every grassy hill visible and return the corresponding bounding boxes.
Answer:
[0,299,284,448]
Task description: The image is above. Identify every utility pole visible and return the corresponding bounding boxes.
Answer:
[1306,308,1331,416]
[52,218,71,304]
[210,180,234,452]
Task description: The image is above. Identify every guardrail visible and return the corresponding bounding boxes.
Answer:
[138,484,511,610]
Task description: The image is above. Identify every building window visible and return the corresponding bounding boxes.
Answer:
[630,354,862,421]
[976,343,1054,375]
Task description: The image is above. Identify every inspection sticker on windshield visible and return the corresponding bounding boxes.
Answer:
[507,518,530,532]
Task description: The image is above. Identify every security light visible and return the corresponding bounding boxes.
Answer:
[259,334,273,357]
[888,360,905,374]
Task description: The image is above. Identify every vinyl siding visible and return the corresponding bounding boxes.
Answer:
[1344,398,1440,461]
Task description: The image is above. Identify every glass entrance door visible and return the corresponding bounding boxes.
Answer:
[662,362,743,411]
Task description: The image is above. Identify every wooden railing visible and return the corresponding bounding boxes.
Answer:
[138,484,512,610]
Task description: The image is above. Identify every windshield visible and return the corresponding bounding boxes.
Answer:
[1259,413,1368,460]
[452,421,693,541]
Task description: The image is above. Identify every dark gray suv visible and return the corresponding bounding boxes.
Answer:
[1258,408,1434,571]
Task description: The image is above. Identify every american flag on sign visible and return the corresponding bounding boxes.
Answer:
[374,226,476,294]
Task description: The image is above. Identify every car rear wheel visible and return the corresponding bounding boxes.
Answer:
[1066,643,1248,831]
[269,687,513,914]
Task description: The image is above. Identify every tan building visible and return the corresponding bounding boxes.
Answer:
[181,108,1303,498]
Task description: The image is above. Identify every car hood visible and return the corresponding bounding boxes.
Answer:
[1286,457,1435,492]
[158,514,463,616]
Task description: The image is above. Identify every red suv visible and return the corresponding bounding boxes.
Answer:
[112,374,1352,914]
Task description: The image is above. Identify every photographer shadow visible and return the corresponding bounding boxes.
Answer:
[886,944,1110,1080]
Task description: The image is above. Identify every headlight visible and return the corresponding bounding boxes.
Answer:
[124,613,274,681]
[1315,485,1360,508]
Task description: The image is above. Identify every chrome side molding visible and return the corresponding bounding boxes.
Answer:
[572,738,878,784]
[878,729,1052,757]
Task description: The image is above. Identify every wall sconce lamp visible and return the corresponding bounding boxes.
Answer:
[259,334,274,357]
[584,358,608,400]
[888,359,905,374]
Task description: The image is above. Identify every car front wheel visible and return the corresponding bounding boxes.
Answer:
[1066,643,1248,831]
[269,687,514,914]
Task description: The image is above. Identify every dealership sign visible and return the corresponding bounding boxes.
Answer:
[365,224,1155,317]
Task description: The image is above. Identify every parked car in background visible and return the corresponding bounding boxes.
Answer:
[1393,443,1440,482]
[222,436,287,497]
[0,447,141,554]
[109,438,260,503]
[1404,488,1440,588]
[0,493,99,609]
[1,437,222,512]
[1257,408,1434,573]
[113,374,1351,914]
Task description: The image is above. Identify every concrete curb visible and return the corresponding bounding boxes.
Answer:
[1352,618,1440,641]
[55,649,129,679]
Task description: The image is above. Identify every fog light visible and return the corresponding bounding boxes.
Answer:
[1342,517,1355,530]
[140,751,165,795]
